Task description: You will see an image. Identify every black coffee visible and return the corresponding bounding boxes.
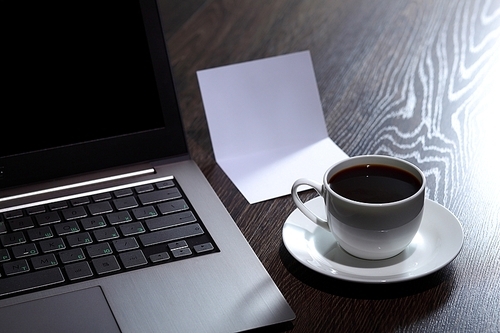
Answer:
[329,164,421,203]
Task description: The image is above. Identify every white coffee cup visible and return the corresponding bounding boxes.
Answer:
[291,155,426,260]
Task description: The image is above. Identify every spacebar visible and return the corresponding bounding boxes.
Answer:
[140,223,204,246]
[0,268,65,297]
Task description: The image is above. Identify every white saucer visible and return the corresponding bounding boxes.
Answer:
[283,197,463,283]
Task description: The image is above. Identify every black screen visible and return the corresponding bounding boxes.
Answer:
[1,0,187,189]
[3,2,164,156]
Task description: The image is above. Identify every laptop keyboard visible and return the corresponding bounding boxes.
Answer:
[0,177,218,298]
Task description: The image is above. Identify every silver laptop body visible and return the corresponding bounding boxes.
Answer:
[0,1,294,332]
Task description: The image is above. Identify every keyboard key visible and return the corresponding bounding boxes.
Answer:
[155,180,174,189]
[93,256,120,275]
[12,243,38,259]
[112,237,139,252]
[1,232,27,247]
[62,206,87,221]
[3,259,30,276]
[0,248,11,262]
[26,205,46,215]
[93,227,119,242]
[60,248,86,264]
[28,226,54,241]
[149,252,170,263]
[31,253,58,270]
[119,222,145,236]
[39,237,66,253]
[0,221,7,234]
[9,216,35,231]
[113,188,133,198]
[194,242,214,254]
[35,211,61,225]
[157,199,189,215]
[88,201,113,215]
[119,250,147,269]
[138,188,181,205]
[81,215,107,230]
[48,201,68,211]
[54,221,80,236]
[70,197,90,206]
[145,211,196,231]
[65,261,93,281]
[168,240,188,251]
[92,192,112,202]
[0,267,65,297]
[67,232,93,247]
[3,209,23,220]
[107,211,133,225]
[132,206,157,220]
[135,184,154,193]
[86,242,113,258]
[113,196,138,210]
[172,248,192,259]
[139,223,204,247]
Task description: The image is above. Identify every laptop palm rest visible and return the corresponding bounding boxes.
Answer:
[0,287,121,333]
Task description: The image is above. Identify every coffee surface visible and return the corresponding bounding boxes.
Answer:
[329,164,421,203]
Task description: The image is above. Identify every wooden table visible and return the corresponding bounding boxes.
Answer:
[162,0,500,331]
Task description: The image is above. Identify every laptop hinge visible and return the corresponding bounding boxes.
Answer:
[0,168,156,205]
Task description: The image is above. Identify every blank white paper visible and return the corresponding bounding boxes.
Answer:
[197,51,348,203]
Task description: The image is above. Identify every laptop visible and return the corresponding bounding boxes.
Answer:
[0,1,295,332]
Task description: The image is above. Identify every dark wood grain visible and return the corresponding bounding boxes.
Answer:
[163,0,500,332]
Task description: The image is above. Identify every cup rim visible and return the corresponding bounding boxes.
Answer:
[323,155,426,207]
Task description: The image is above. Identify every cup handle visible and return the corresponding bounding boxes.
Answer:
[291,178,329,230]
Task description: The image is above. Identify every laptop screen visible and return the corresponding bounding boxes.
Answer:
[1,0,188,189]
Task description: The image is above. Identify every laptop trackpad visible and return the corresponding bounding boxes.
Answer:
[0,286,121,333]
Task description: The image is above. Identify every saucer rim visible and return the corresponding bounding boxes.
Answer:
[282,197,464,283]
